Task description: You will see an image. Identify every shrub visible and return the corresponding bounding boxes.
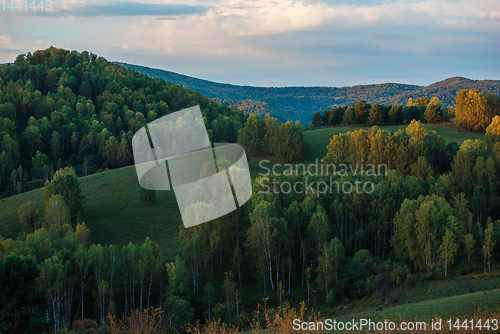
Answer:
[106,308,166,334]
[72,319,99,334]
[18,201,41,230]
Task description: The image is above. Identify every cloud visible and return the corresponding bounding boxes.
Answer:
[0,35,31,62]
[2,0,500,86]
[20,1,207,17]
[488,11,500,20]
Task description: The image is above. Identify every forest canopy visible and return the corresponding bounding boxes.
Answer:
[0,47,248,198]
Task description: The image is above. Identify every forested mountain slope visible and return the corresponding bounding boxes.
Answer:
[121,63,500,123]
[385,77,500,106]
[0,47,247,198]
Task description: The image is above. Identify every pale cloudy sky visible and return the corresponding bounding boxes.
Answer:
[1,0,499,86]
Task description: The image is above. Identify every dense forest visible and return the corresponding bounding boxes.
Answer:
[0,47,248,199]
[1,49,500,333]
[122,63,500,124]
[2,118,500,332]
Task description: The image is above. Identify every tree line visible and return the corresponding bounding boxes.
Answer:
[312,92,500,131]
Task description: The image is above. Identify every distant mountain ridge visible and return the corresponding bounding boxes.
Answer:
[119,63,500,123]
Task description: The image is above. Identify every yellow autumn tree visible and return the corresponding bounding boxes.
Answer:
[406,119,427,139]
[455,89,489,131]
[485,115,500,146]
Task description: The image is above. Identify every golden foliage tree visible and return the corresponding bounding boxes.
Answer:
[455,89,489,131]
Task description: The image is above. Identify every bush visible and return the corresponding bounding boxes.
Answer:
[106,308,166,334]
[405,273,415,288]
[18,201,41,230]
[72,319,99,334]
[185,319,240,334]
[353,279,376,298]
[212,302,234,324]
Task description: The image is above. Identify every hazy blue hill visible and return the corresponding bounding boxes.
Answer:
[120,63,500,123]
[384,77,500,106]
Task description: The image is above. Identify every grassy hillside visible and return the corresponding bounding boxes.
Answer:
[119,63,500,124]
[330,272,500,323]
[0,123,484,251]
[0,147,226,255]
[0,165,183,256]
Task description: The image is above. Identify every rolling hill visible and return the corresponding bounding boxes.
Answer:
[118,63,500,124]
[0,123,485,253]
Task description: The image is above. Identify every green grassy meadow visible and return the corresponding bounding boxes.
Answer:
[0,166,183,257]
[329,272,500,323]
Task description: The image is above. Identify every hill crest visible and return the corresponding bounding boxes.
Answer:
[119,63,500,123]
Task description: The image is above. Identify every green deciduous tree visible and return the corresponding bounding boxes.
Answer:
[410,156,434,179]
[424,98,441,123]
[312,112,322,128]
[23,124,43,157]
[223,271,237,317]
[18,201,41,230]
[388,105,403,124]
[307,205,330,261]
[237,114,266,156]
[354,100,369,124]
[44,194,71,227]
[482,218,497,273]
[165,255,190,300]
[50,131,62,161]
[74,243,91,320]
[37,253,72,331]
[393,195,461,272]
[44,167,83,220]
[2,134,20,169]
[272,121,304,162]
[369,104,383,125]
[464,233,475,261]
[204,281,215,320]
[316,238,344,301]
[263,113,280,154]
[103,136,120,166]
[439,227,458,276]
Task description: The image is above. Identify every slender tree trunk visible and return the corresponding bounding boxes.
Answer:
[288,260,291,294]
[140,278,144,310]
[208,295,211,320]
[236,289,239,316]
[147,268,153,309]
[237,252,242,286]
[124,275,128,321]
[80,277,85,319]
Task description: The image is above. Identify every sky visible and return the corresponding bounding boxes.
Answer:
[1,0,499,87]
